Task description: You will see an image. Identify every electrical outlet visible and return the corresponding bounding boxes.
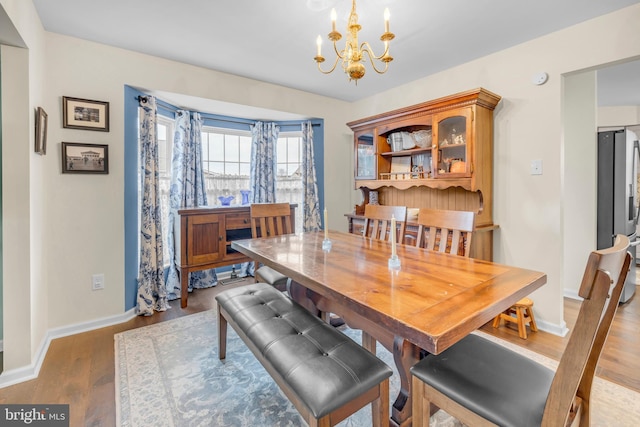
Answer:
[92,273,105,290]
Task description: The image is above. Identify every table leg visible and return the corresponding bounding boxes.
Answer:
[288,281,321,317]
[288,281,422,427]
[390,336,422,427]
[180,268,189,308]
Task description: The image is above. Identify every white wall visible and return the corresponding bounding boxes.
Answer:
[1,45,33,372]
[562,71,598,300]
[2,0,640,380]
[1,0,48,377]
[1,1,352,379]
[40,33,353,330]
[598,106,640,127]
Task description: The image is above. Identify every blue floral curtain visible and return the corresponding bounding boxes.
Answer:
[165,111,217,299]
[301,121,322,232]
[136,96,170,315]
[249,121,279,203]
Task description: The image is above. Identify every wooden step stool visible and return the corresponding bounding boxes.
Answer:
[492,297,538,339]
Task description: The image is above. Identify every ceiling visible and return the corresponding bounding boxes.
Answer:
[27,0,640,107]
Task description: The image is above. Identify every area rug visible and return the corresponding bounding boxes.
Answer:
[115,310,640,427]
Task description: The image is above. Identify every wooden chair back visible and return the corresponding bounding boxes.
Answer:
[250,203,293,239]
[415,208,475,257]
[362,205,407,243]
[410,235,631,427]
[542,234,631,425]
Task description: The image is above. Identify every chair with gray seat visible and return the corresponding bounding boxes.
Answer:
[410,234,631,427]
[250,203,293,292]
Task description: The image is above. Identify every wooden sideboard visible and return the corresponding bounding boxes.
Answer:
[175,205,296,307]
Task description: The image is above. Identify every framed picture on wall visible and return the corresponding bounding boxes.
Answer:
[62,142,109,174]
[62,96,110,132]
[35,106,48,155]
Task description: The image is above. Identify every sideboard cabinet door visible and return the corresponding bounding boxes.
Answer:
[186,213,224,266]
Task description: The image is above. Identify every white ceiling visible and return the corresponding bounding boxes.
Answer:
[26,0,640,107]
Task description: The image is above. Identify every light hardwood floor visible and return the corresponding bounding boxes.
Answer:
[0,280,638,427]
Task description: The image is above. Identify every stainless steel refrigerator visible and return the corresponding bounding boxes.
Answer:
[597,129,639,303]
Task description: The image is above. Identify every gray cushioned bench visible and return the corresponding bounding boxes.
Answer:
[216,282,393,427]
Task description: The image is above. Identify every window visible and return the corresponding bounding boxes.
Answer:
[277,134,302,176]
[157,118,173,175]
[200,127,303,231]
[157,116,174,264]
[142,121,305,267]
[275,132,304,230]
[201,130,252,176]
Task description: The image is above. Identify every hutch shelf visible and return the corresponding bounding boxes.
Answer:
[346,87,501,260]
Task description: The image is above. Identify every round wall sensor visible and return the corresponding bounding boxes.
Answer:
[532,72,549,85]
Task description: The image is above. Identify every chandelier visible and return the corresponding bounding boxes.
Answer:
[314,0,394,83]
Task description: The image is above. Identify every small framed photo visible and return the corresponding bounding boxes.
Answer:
[35,107,48,155]
[62,142,109,174]
[62,96,110,132]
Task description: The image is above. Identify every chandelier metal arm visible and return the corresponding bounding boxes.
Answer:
[360,41,390,61]
[315,53,342,75]
[333,41,346,60]
[361,47,392,75]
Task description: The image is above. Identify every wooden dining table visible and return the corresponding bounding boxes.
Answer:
[231,230,547,427]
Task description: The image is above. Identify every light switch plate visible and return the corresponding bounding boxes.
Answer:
[531,159,543,175]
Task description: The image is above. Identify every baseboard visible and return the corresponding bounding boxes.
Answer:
[535,318,569,337]
[0,270,252,389]
[0,308,137,389]
[563,288,583,301]
[0,270,251,389]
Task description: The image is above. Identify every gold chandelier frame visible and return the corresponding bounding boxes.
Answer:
[314,0,395,83]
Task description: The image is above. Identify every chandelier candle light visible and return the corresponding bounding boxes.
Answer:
[314,0,394,83]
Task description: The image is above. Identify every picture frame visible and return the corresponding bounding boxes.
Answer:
[35,107,48,155]
[62,96,110,132]
[62,142,109,174]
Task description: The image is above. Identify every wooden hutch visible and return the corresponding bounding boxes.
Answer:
[346,88,501,260]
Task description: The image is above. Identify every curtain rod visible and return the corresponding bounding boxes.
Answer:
[136,95,319,126]
[137,96,184,116]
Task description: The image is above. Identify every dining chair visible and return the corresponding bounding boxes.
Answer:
[410,234,631,427]
[362,204,408,243]
[250,203,293,292]
[414,208,475,257]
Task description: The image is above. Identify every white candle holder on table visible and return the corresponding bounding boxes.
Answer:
[323,207,332,251]
[388,215,401,269]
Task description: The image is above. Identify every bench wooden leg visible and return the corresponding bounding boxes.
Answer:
[311,379,390,427]
[217,304,227,360]
[362,331,377,355]
[372,378,390,427]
